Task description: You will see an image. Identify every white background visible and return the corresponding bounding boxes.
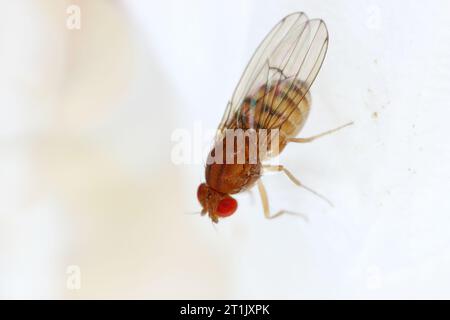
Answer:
[1,0,450,298]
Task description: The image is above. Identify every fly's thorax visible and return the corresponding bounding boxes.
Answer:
[205,159,261,195]
[207,129,278,166]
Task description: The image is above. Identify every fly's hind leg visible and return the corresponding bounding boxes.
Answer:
[262,165,334,207]
[288,122,353,143]
[257,179,308,221]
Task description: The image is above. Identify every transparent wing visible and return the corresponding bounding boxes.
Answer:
[216,12,309,137]
[259,19,328,130]
[216,12,328,138]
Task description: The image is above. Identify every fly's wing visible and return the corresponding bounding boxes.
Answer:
[258,18,328,131]
[216,13,329,140]
[216,12,309,139]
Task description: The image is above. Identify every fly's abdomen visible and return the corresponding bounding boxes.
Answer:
[238,79,311,156]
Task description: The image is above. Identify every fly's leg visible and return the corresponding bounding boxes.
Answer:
[262,165,334,207]
[257,179,308,220]
[288,122,353,143]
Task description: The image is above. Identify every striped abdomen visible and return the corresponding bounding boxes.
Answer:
[236,78,311,157]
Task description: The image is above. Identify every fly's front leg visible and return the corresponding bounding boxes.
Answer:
[288,122,353,143]
[262,165,333,207]
[257,179,307,220]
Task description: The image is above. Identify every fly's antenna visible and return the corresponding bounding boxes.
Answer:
[211,219,218,233]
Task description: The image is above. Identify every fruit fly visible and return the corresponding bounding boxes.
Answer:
[197,12,352,223]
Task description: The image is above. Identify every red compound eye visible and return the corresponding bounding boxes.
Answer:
[217,197,237,217]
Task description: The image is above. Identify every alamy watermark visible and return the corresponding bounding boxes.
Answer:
[366,265,382,290]
[66,265,81,290]
[366,5,382,30]
[171,122,282,165]
[66,5,81,30]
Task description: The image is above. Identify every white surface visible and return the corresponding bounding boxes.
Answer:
[1,0,450,299]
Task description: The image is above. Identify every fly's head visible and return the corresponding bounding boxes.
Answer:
[197,183,237,223]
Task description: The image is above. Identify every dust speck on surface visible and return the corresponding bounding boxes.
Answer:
[372,112,378,119]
